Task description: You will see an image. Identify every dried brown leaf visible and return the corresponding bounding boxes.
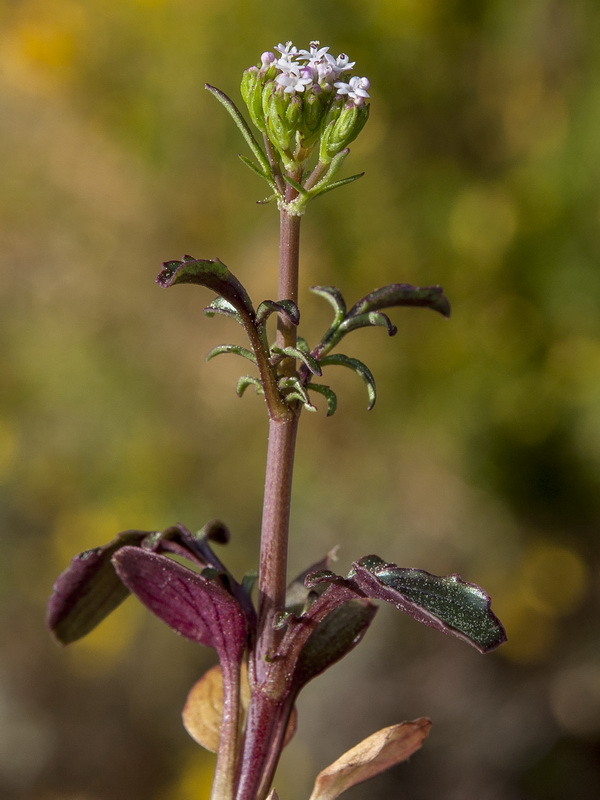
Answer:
[308,718,431,800]
[182,663,296,751]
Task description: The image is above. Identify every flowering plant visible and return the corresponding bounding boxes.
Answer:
[47,41,506,800]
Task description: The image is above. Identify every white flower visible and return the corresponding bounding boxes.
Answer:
[275,65,314,94]
[275,41,298,59]
[334,75,371,104]
[297,41,330,62]
[326,52,356,75]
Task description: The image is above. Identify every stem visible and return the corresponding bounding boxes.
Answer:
[211,660,242,800]
[233,180,303,800]
[255,413,299,673]
[275,182,302,377]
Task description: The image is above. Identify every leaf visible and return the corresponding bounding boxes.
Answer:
[112,548,249,664]
[236,375,264,397]
[205,344,257,364]
[182,663,251,752]
[271,346,322,376]
[266,790,280,800]
[293,599,377,691]
[307,383,338,416]
[337,311,397,338]
[205,84,274,183]
[351,556,507,653]
[156,256,255,320]
[204,297,244,326]
[308,719,431,800]
[278,377,317,411]
[285,547,340,614]
[47,529,150,644]
[255,299,300,329]
[310,286,347,328]
[348,284,451,320]
[182,663,296,752]
[319,354,377,410]
[312,171,364,197]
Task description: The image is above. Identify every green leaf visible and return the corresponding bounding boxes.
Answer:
[278,377,317,411]
[236,375,264,397]
[348,284,451,320]
[238,154,268,181]
[338,311,397,337]
[319,354,377,410]
[205,344,257,364]
[312,171,364,198]
[350,556,507,654]
[156,256,255,320]
[307,383,338,416]
[310,286,347,328]
[205,84,274,185]
[271,346,322,376]
[204,297,244,326]
[255,299,300,330]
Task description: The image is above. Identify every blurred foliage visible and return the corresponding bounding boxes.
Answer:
[2,0,600,798]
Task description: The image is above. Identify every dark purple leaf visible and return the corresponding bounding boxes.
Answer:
[112,547,248,664]
[47,529,150,644]
[350,556,506,653]
[348,284,451,319]
[156,256,255,320]
[292,598,376,690]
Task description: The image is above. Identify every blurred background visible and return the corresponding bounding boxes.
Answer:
[2,0,600,798]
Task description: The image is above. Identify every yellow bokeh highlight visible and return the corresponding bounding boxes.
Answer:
[0,420,19,481]
[162,750,215,800]
[449,184,518,266]
[519,542,588,618]
[496,542,588,664]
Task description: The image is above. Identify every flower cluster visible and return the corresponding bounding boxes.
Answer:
[241,40,370,170]
[269,41,370,106]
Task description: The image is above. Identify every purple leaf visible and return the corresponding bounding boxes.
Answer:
[112,547,248,664]
[348,284,451,319]
[156,256,255,321]
[47,530,150,644]
[350,556,506,653]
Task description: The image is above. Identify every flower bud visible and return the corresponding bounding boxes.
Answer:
[241,66,266,132]
[319,100,370,164]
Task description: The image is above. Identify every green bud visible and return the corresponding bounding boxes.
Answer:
[263,83,292,155]
[241,67,266,133]
[319,101,370,164]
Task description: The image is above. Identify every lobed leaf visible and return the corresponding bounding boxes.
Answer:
[350,556,507,653]
[348,283,451,320]
[310,286,347,328]
[205,344,257,364]
[47,529,150,644]
[319,354,377,410]
[255,299,300,329]
[307,383,338,416]
[236,375,264,398]
[156,256,255,320]
[271,346,322,376]
[204,297,244,326]
[337,311,397,338]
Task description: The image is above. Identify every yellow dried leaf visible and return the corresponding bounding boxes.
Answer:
[182,663,297,752]
[308,718,431,800]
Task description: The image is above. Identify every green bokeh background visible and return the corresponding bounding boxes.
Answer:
[2,1,600,798]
